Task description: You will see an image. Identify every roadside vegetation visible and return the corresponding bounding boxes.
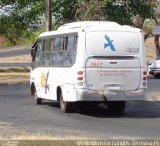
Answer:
[0,28,44,48]
[0,134,93,146]
[0,54,31,83]
[0,0,159,83]
[0,72,29,83]
[0,67,30,84]
[0,0,159,84]
[0,67,30,73]
[0,0,160,56]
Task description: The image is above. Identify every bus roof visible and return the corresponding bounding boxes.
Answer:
[38,21,141,38]
[57,21,120,30]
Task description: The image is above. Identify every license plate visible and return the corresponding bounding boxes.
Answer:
[107,86,120,90]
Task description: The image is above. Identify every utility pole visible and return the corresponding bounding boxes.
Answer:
[45,0,52,31]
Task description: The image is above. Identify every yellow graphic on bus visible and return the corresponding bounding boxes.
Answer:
[41,73,46,87]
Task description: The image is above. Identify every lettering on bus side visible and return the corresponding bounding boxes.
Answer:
[90,62,103,68]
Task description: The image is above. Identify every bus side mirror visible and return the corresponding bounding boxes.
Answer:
[31,49,35,61]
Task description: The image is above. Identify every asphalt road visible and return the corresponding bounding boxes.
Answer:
[0,47,31,67]
[0,79,160,139]
[0,63,30,67]
[0,47,30,58]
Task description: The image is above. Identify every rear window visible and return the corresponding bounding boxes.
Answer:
[86,31,140,56]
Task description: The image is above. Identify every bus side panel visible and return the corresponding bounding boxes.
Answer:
[31,67,57,100]
[30,67,43,98]
[62,85,77,102]
[39,67,56,100]
[45,67,77,102]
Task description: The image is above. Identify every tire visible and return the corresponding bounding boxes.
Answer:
[60,92,75,113]
[107,101,125,114]
[32,85,42,105]
[31,84,35,96]
[36,97,42,105]
[154,75,160,79]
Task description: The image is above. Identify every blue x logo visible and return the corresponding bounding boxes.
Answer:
[104,34,116,51]
[45,71,50,94]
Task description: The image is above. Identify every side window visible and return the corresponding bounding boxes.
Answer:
[54,37,60,51]
[63,35,77,67]
[35,41,43,63]
[66,35,77,51]
[43,39,51,51]
[52,51,63,66]
[54,37,64,51]
[42,38,52,65]
[52,36,64,66]
[37,34,77,67]
[59,37,64,50]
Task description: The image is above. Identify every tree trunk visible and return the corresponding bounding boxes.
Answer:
[154,36,160,56]
[153,15,160,56]
[134,16,145,29]
[45,0,52,31]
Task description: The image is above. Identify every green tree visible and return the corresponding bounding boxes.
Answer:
[0,0,45,45]
[0,0,159,55]
[75,0,154,27]
[0,0,78,45]
[75,0,108,21]
[152,0,160,56]
[52,0,78,28]
[106,0,154,27]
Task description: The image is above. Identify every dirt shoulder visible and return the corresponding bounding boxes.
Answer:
[0,47,31,84]
[0,55,31,63]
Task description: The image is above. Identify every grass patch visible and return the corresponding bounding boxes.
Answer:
[0,139,79,146]
[0,134,95,146]
[0,68,30,84]
[0,67,30,73]
[0,72,29,78]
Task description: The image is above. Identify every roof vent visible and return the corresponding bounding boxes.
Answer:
[58,21,120,31]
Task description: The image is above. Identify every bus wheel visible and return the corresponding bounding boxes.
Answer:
[60,92,74,113]
[36,97,42,105]
[107,101,125,114]
[154,75,160,78]
[34,86,42,105]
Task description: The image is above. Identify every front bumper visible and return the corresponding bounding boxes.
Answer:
[76,88,147,101]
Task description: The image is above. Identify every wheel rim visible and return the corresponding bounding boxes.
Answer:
[34,87,37,100]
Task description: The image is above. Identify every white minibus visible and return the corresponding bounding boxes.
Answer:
[30,21,147,113]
